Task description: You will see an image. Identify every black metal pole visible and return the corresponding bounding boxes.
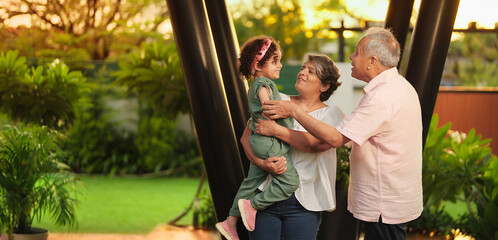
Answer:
[165,0,246,234]
[384,0,415,65]
[204,0,251,175]
[338,20,345,62]
[404,0,460,145]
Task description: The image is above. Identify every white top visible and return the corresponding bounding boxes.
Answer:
[336,68,423,224]
[259,94,344,212]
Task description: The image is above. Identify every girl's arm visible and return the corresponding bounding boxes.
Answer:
[258,86,271,106]
[255,117,331,153]
[240,121,287,175]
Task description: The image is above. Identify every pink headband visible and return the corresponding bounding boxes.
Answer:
[251,38,272,73]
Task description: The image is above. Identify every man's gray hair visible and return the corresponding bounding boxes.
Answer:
[363,27,401,68]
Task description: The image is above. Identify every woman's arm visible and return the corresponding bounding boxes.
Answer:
[255,117,331,153]
[263,100,349,148]
[240,121,287,175]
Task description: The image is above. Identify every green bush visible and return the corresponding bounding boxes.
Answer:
[136,115,201,175]
[193,188,217,230]
[63,85,139,175]
[0,50,89,130]
[409,114,498,238]
[113,41,189,118]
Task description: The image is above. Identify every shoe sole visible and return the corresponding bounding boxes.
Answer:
[238,199,254,231]
[215,223,235,240]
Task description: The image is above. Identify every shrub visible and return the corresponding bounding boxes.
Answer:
[0,50,89,130]
[409,114,498,238]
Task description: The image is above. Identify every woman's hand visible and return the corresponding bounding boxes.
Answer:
[257,156,287,175]
[254,117,279,136]
[241,121,287,175]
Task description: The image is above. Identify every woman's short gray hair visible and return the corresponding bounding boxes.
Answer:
[363,27,401,68]
[304,54,341,102]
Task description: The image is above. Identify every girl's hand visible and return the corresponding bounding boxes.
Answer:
[254,117,279,136]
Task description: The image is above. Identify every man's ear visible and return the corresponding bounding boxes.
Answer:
[367,56,377,70]
[370,56,378,66]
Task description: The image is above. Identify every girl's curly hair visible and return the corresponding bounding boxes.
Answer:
[238,36,281,80]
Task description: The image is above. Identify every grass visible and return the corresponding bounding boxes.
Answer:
[33,175,204,234]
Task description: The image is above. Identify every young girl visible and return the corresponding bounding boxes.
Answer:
[215,36,300,240]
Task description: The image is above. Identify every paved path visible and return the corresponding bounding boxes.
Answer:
[48,225,221,240]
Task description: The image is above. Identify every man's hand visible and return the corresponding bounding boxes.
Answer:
[254,117,279,136]
[262,100,297,119]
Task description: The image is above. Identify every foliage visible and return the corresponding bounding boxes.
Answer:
[409,114,498,238]
[114,41,189,118]
[336,144,351,189]
[0,50,89,130]
[0,125,79,238]
[231,0,349,62]
[136,115,201,175]
[447,33,498,86]
[193,188,217,230]
[0,0,170,60]
[408,207,457,238]
[37,48,94,73]
[63,84,140,175]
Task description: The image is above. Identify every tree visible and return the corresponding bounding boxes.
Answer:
[447,33,498,87]
[0,0,170,60]
[230,0,347,62]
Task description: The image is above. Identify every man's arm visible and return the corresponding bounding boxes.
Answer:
[240,121,287,174]
[255,117,331,153]
[262,100,350,148]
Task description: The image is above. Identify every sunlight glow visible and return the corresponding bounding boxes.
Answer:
[454,0,498,28]
[301,0,327,30]
[341,0,389,21]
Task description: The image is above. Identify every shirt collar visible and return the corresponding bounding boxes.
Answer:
[363,67,399,94]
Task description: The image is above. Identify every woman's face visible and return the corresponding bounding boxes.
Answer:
[295,61,325,97]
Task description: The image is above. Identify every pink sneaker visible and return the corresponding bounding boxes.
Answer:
[238,199,257,231]
[215,219,239,240]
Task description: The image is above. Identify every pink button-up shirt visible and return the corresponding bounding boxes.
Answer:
[336,68,423,224]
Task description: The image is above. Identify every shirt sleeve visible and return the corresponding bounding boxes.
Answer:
[337,96,389,146]
[322,105,344,127]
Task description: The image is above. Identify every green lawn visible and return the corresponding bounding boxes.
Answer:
[34,176,204,234]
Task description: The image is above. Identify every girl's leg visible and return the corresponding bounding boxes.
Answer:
[228,163,268,216]
[251,153,300,210]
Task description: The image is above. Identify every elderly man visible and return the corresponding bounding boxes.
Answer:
[260,27,423,240]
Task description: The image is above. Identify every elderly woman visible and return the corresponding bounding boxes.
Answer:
[241,54,343,240]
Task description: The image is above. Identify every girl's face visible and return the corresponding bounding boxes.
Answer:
[259,50,283,80]
[295,61,326,96]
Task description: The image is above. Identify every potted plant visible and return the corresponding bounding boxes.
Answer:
[0,125,79,240]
